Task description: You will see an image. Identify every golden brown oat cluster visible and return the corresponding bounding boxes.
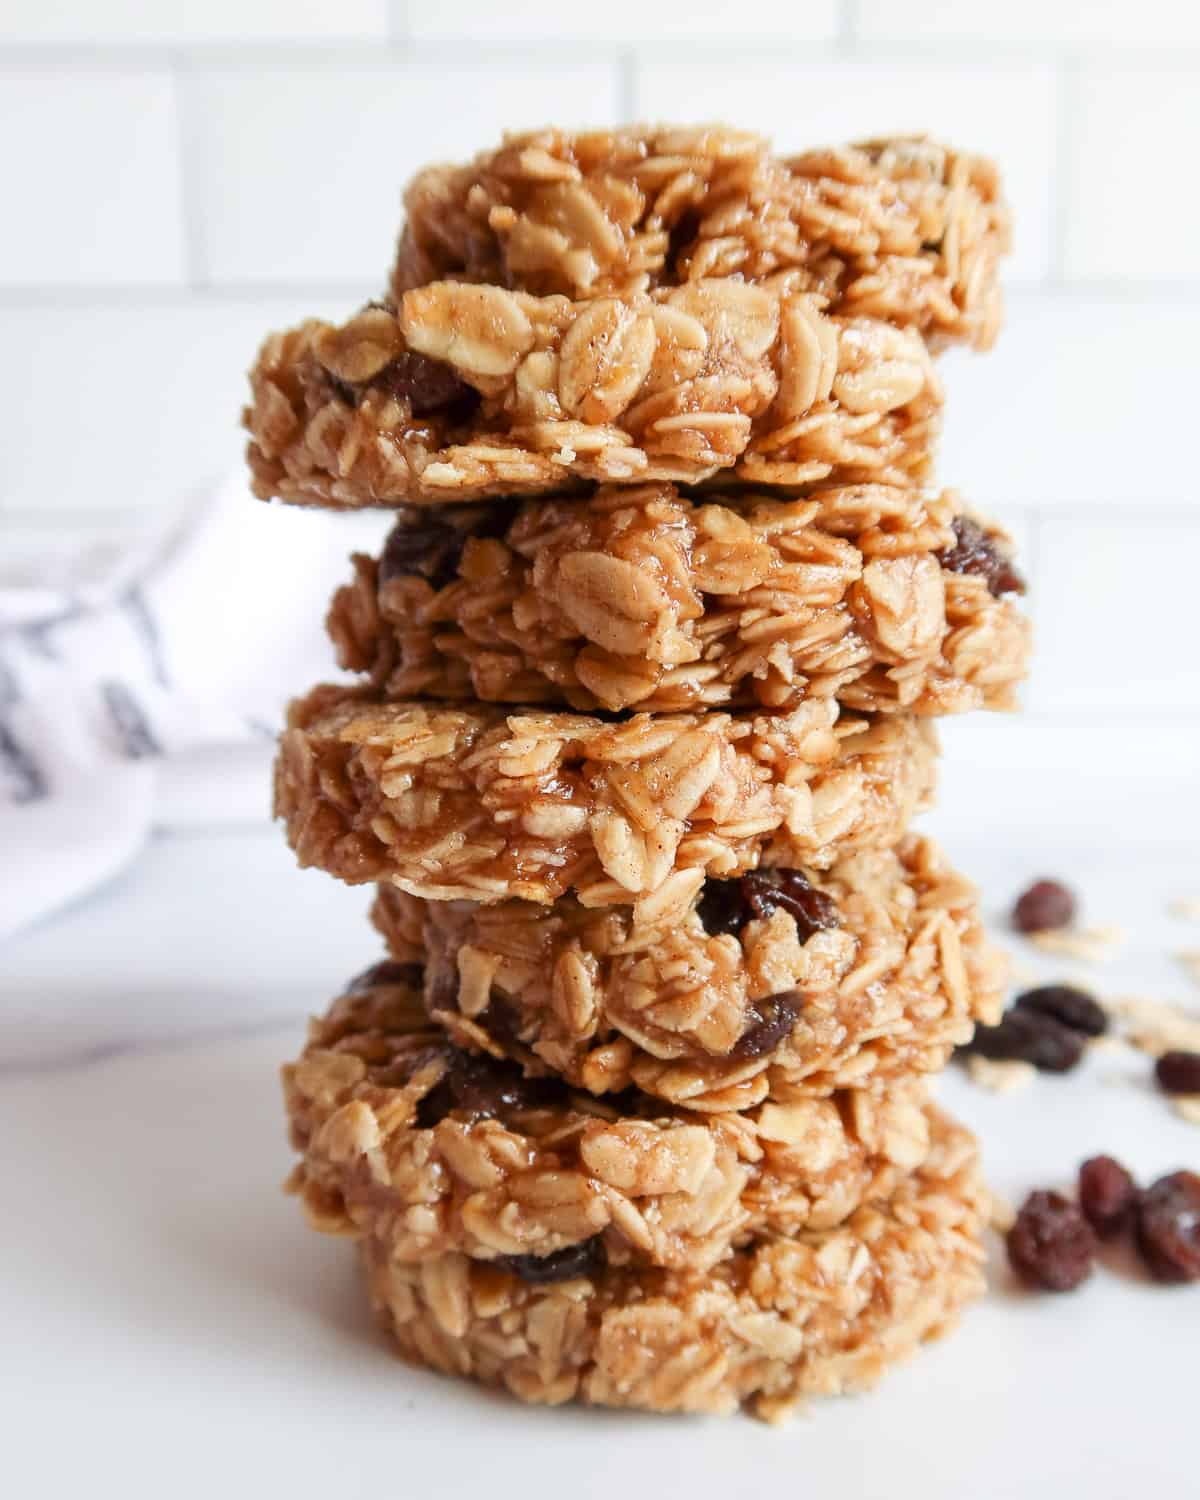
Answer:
[360,1112,986,1420]
[392,128,1008,346]
[329,481,1029,714]
[368,834,1004,1109]
[246,284,942,507]
[255,120,1025,1420]
[274,687,938,901]
[284,964,946,1272]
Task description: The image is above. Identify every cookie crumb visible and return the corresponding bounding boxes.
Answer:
[1108,994,1200,1057]
[988,1190,1017,1233]
[966,1054,1037,1094]
[1170,1096,1200,1126]
[1028,925,1125,962]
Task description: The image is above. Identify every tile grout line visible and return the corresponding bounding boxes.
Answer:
[1049,51,1080,285]
[170,52,209,290]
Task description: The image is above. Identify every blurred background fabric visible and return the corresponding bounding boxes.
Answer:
[0,0,1197,934]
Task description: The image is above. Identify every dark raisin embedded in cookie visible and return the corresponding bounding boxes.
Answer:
[1135,1171,1200,1283]
[729,992,800,1060]
[696,878,748,938]
[961,1007,1084,1072]
[1015,984,1108,1037]
[937,515,1025,597]
[1078,1155,1139,1238]
[378,499,521,592]
[370,350,480,419]
[414,1048,564,1129]
[378,515,466,591]
[1155,1050,1200,1095]
[741,870,840,941]
[1012,878,1077,934]
[343,959,424,994]
[697,869,839,943]
[1007,1190,1096,1292]
[498,1236,607,1284]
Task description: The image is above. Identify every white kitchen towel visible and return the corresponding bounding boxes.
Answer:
[0,477,386,942]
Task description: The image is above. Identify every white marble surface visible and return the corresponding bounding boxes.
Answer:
[2,759,1198,1498]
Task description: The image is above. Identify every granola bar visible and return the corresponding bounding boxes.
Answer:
[390,127,1009,351]
[370,835,1003,1110]
[284,965,943,1273]
[357,1111,986,1420]
[329,481,1028,714]
[274,687,938,904]
[245,280,942,508]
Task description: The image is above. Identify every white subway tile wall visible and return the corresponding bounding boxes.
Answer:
[1,1,1197,746]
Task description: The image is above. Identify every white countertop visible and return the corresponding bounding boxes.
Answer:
[2,754,1198,1500]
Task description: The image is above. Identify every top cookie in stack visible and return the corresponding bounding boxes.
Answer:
[246,127,1007,507]
[257,124,1027,1422]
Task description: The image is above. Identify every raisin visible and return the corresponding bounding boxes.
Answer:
[378,499,520,592]
[730,992,800,1060]
[426,967,459,1016]
[1135,1171,1200,1283]
[696,869,838,942]
[497,1236,606,1285]
[1007,1190,1096,1291]
[961,1008,1084,1072]
[342,959,423,994]
[414,1049,564,1129]
[1015,984,1108,1037]
[369,350,480,419]
[665,208,702,277]
[741,870,840,941]
[1012,878,1077,934]
[696,878,748,937]
[1078,1155,1139,1238]
[378,516,465,591]
[937,515,1025,597]
[1155,1049,1200,1095]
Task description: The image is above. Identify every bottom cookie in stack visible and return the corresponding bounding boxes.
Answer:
[283,964,987,1420]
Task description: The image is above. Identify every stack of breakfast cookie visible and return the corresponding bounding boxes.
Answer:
[247,125,1030,1422]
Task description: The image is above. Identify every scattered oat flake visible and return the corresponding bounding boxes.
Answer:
[1105,994,1200,1058]
[1169,898,1200,921]
[1086,1033,1128,1056]
[1171,1096,1200,1126]
[966,1054,1036,1095]
[1176,950,1200,986]
[988,1190,1017,1233]
[1027,925,1125,962]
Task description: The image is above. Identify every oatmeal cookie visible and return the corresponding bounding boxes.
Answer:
[329,481,1028,714]
[358,1112,986,1420]
[284,965,943,1273]
[370,835,1003,1110]
[274,687,937,903]
[245,280,942,508]
[390,127,1008,351]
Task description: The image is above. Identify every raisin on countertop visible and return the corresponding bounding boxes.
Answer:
[1007,1190,1097,1292]
[1135,1172,1200,1283]
[1078,1155,1139,1238]
[1012,878,1077,934]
